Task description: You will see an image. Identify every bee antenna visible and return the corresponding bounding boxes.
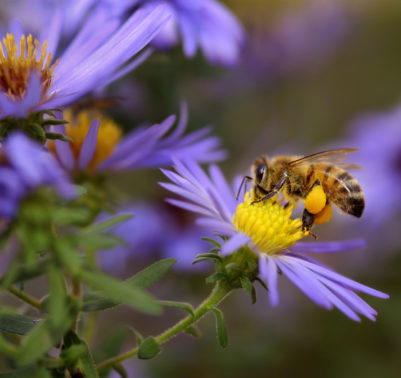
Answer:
[236,176,252,201]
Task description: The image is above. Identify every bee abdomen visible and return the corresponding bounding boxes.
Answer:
[330,171,365,218]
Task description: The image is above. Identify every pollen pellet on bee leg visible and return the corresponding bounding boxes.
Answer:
[304,183,326,214]
[314,203,332,225]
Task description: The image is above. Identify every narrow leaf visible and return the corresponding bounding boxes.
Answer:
[78,338,99,378]
[158,300,195,317]
[52,239,82,273]
[137,337,160,360]
[212,308,228,348]
[47,265,68,329]
[82,259,176,312]
[0,311,37,335]
[17,321,54,365]
[79,270,161,315]
[82,214,133,235]
[184,325,201,338]
[125,258,176,289]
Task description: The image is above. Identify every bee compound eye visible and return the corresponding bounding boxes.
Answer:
[255,164,267,183]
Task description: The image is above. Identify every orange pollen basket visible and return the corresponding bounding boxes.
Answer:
[0,33,59,100]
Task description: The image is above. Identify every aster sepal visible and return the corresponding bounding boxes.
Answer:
[0,111,70,143]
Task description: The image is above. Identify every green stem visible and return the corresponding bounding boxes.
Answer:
[7,286,42,310]
[71,277,82,332]
[97,281,231,372]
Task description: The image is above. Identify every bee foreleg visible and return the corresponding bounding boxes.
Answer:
[252,174,288,204]
[236,175,252,200]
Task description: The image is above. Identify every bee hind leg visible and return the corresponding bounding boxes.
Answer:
[302,208,318,239]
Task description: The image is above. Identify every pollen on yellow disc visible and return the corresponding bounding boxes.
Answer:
[62,109,122,170]
[233,190,308,255]
[0,33,58,100]
[314,202,332,225]
[304,183,326,214]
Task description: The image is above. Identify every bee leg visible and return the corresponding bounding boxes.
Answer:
[302,208,315,231]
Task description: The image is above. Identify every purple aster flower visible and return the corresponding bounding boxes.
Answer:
[50,103,226,173]
[0,4,171,118]
[97,201,211,273]
[0,132,75,218]
[343,104,401,225]
[160,160,389,321]
[84,0,245,66]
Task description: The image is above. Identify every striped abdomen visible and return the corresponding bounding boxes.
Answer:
[305,164,364,218]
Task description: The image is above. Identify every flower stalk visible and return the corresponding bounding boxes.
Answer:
[7,286,42,310]
[96,281,232,372]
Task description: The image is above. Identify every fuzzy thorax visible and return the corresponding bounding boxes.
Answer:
[0,34,58,100]
[233,191,308,255]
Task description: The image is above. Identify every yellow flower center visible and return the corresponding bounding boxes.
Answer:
[233,191,308,255]
[0,34,58,100]
[63,109,122,170]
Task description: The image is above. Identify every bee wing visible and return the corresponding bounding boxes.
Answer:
[288,148,360,168]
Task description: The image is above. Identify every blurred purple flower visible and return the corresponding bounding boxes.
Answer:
[0,4,171,118]
[344,105,401,224]
[51,103,226,173]
[0,133,75,218]
[84,0,244,66]
[97,201,211,273]
[160,160,388,321]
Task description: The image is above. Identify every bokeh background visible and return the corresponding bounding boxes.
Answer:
[4,0,401,377]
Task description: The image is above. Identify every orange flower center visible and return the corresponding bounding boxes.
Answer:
[0,33,59,100]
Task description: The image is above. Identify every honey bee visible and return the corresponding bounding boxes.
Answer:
[238,148,364,233]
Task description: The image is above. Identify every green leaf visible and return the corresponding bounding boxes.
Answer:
[212,308,228,348]
[82,259,176,312]
[17,320,54,365]
[80,233,124,251]
[77,338,99,378]
[79,270,161,315]
[51,207,92,226]
[0,332,18,356]
[0,311,37,335]
[0,366,50,378]
[184,325,202,338]
[240,276,256,304]
[137,337,160,360]
[82,214,133,235]
[62,331,99,378]
[52,238,82,273]
[0,258,49,286]
[128,327,143,347]
[47,265,68,329]
[125,258,176,289]
[158,300,195,317]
